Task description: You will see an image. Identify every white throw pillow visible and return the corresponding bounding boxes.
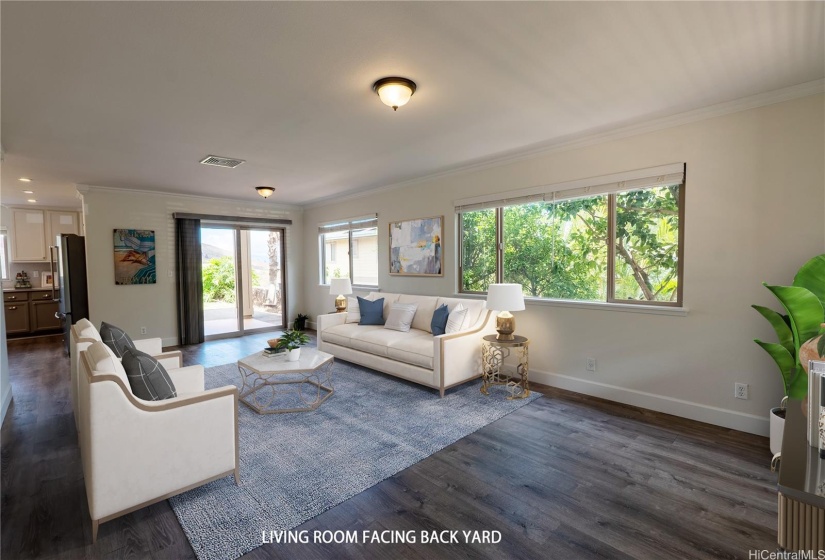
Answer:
[384,303,418,332]
[445,303,468,334]
[345,297,361,323]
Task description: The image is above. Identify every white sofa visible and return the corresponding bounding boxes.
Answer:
[317,292,496,396]
[78,340,239,542]
[69,319,184,430]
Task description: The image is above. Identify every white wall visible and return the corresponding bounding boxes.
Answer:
[82,188,303,346]
[0,309,11,425]
[302,94,825,436]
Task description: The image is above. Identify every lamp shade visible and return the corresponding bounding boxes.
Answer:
[486,283,525,311]
[329,277,352,295]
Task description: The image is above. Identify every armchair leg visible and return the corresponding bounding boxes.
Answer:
[234,468,241,486]
[92,519,99,544]
[440,387,445,398]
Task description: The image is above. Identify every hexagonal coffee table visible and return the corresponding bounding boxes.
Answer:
[237,348,334,414]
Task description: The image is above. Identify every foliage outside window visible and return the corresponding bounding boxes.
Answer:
[202,255,260,303]
[460,184,682,306]
[319,216,378,287]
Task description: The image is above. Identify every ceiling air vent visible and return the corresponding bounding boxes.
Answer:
[199,155,246,168]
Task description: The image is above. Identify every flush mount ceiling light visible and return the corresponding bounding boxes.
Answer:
[19,177,32,182]
[255,186,275,199]
[27,199,37,203]
[372,77,416,111]
[22,190,33,194]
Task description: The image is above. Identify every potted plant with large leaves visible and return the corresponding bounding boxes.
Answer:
[753,254,825,455]
[279,329,310,362]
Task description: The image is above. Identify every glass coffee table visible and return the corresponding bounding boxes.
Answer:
[237,348,335,414]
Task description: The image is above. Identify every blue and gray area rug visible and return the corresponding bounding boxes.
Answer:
[169,358,540,560]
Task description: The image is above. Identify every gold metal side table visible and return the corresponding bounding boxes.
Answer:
[481,334,530,399]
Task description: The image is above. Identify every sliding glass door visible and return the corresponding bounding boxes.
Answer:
[202,225,286,339]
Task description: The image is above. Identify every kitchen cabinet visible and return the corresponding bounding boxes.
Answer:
[3,290,61,335]
[4,291,31,334]
[30,291,60,332]
[9,208,80,262]
[48,210,80,241]
[11,209,47,261]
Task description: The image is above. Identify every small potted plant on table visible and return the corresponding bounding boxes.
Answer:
[279,329,310,361]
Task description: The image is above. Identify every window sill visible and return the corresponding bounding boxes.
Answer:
[453,293,689,317]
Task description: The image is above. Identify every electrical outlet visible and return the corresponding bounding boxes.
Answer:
[32,270,39,278]
[735,383,749,400]
[168,270,173,278]
[586,357,597,372]
[140,327,147,335]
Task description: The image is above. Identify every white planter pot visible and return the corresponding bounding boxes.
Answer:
[770,406,786,455]
[287,348,301,362]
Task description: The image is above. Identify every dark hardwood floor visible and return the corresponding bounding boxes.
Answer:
[2,332,777,560]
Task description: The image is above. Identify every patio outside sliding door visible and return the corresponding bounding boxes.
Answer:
[202,225,286,339]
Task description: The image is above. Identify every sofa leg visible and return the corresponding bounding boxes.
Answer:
[234,468,241,486]
[440,387,445,398]
[92,519,99,544]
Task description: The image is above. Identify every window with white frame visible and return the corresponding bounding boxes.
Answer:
[457,164,685,306]
[319,215,378,287]
[0,229,8,280]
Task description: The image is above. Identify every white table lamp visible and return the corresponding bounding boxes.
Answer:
[329,278,353,313]
[486,283,525,340]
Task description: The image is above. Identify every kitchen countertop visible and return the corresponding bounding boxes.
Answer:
[4,287,55,292]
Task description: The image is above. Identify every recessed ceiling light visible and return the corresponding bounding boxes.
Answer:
[27,199,37,203]
[22,190,34,194]
[19,177,32,182]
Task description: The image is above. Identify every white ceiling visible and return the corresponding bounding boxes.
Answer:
[2,1,823,208]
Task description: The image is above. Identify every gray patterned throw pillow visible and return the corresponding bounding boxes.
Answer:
[100,321,136,358]
[121,347,177,401]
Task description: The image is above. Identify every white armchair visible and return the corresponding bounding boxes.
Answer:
[78,341,239,543]
[69,319,183,430]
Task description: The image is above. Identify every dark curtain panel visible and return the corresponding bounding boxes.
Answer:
[175,218,204,345]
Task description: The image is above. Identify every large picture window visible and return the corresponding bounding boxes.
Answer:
[458,165,684,306]
[319,215,378,287]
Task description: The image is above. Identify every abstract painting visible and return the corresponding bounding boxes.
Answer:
[389,216,443,276]
[113,229,156,285]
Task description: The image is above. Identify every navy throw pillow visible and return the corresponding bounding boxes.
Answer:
[431,304,450,335]
[358,297,385,325]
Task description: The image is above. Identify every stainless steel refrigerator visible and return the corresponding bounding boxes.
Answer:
[52,234,89,354]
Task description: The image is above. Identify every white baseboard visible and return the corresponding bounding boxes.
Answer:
[527,368,769,437]
[1,383,12,426]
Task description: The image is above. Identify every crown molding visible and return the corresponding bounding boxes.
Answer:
[304,79,824,210]
[75,184,303,213]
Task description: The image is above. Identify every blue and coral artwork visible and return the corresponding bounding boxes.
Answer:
[113,229,156,285]
[389,216,443,276]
